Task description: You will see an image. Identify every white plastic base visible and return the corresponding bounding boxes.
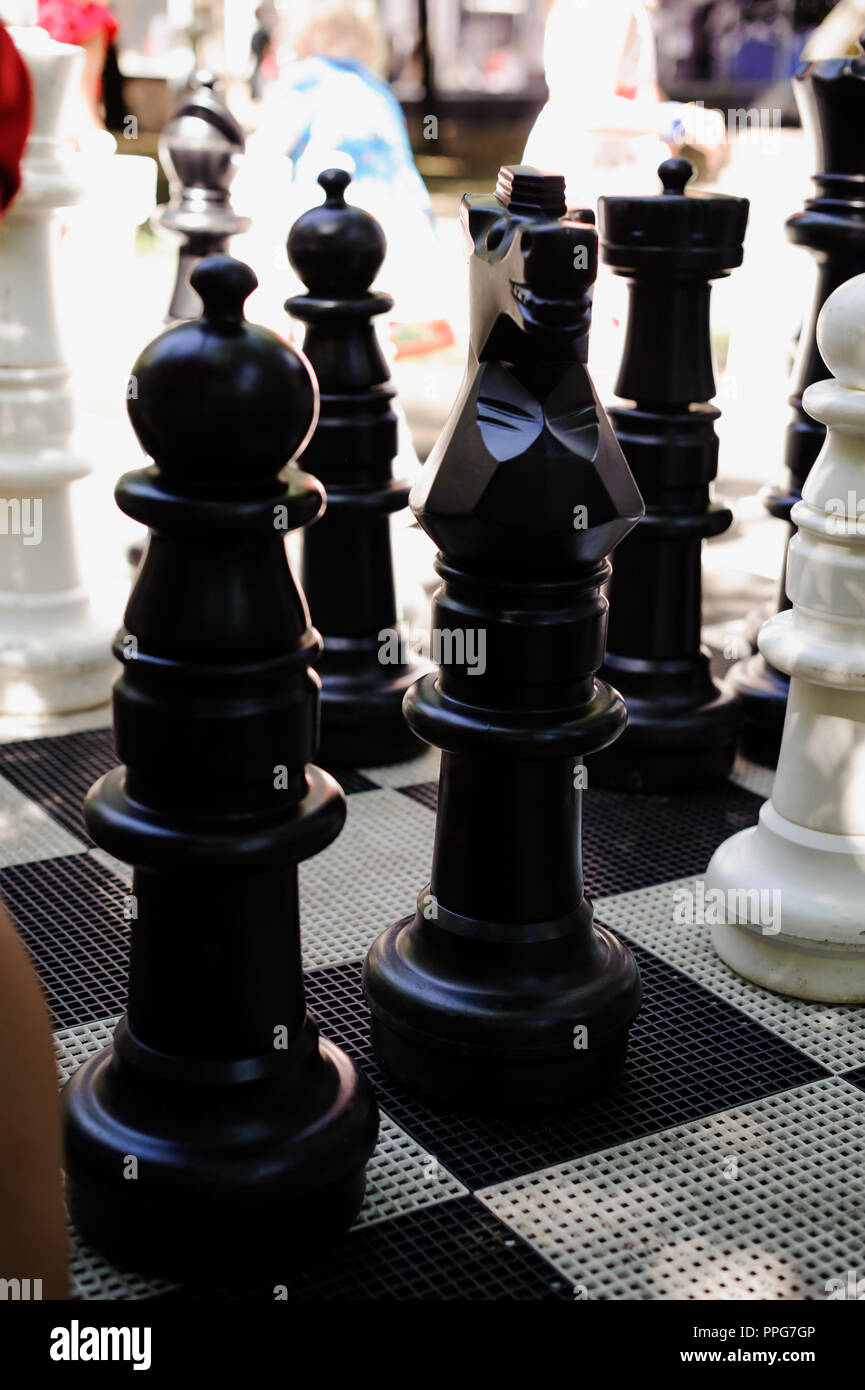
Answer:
[0,601,115,714]
[706,801,865,1002]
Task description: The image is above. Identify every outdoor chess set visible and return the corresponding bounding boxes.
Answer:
[0,720,860,1299]
[2,20,865,1307]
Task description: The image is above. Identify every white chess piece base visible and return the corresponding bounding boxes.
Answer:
[707,799,865,1002]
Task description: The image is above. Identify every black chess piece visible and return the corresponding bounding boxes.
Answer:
[363,166,644,1112]
[158,73,250,322]
[286,169,426,765]
[63,257,378,1280]
[588,159,749,792]
[729,37,865,765]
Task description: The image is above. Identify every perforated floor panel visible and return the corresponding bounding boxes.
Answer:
[1,722,859,1300]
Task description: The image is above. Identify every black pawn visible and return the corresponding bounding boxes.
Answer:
[158,73,251,321]
[63,257,378,1280]
[286,168,426,765]
[589,158,749,791]
[730,37,865,764]
[363,166,645,1111]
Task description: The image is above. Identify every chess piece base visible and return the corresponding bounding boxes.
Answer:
[706,801,865,1003]
[588,678,740,792]
[317,660,425,767]
[727,653,788,768]
[0,611,115,715]
[64,1020,378,1280]
[364,908,641,1112]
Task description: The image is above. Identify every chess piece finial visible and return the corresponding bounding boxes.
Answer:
[363,167,644,1110]
[157,75,250,321]
[131,255,317,481]
[63,255,378,1277]
[730,41,865,764]
[589,160,749,790]
[286,171,426,764]
[658,156,693,194]
[815,272,865,385]
[494,164,567,217]
[707,271,865,1003]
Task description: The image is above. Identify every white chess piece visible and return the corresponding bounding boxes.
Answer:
[706,270,865,1002]
[0,22,115,714]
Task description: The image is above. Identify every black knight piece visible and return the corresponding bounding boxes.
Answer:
[63,257,378,1279]
[589,158,749,791]
[286,169,426,765]
[157,73,250,321]
[363,166,644,1111]
[729,38,865,764]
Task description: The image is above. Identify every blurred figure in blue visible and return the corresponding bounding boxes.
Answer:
[245,0,452,354]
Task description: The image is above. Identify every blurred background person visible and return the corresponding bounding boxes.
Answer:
[248,1,276,101]
[37,0,118,134]
[239,0,453,356]
[524,0,727,207]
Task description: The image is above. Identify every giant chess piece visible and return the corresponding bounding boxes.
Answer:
[589,159,748,791]
[157,74,250,322]
[0,21,115,714]
[730,38,865,765]
[364,167,644,1111]
[286,169,426,765]
[63,258,379,1278]
[706,272,865,1003]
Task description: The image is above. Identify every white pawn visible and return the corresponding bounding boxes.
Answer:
[0,18,115,714]
[705,270,865,1002]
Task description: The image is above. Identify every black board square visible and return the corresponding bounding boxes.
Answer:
[156,1197,570,1301]
[1,853,129,1029]
[305,951,829,1190]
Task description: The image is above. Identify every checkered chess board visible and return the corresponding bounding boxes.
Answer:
[2,707,863,1301]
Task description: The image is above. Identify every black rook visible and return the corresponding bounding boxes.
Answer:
[590,158,749,791]
[363,167,644,1111]
[63,257,379,1279]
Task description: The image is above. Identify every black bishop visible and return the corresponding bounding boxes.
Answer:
[157,73,250,321]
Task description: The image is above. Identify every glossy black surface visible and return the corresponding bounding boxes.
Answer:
[62,257,378,1279]
[157,75,251,321]
[287,169,426,765]
[590,159,749,791]
[730,40,865,765]
[363,165,644,1112]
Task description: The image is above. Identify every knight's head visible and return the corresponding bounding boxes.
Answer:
[461,166,597,363]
